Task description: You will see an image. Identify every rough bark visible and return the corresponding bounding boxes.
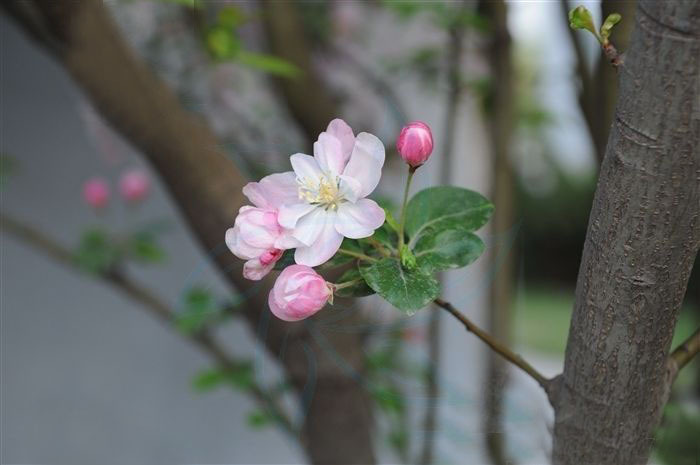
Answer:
[552,2,700,464]
[479,1,515,464]
[3,1,376,463]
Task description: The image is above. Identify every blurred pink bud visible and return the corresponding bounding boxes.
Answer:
[268,265,332,322]
[119,169,150,204]
[83,177,110,209]
[397,121,434,167]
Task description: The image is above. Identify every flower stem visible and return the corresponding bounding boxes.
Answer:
[397,166,416,251]
[332,278,364,291]
[433,297,551,392]
[366,236,393,256]
[337,248,378,262]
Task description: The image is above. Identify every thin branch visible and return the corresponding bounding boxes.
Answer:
[0,212,298,436]
[667,326,700,385]
[337,248,378,263]
[433,298,551,391]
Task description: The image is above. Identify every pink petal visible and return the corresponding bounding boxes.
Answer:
[314,132,344,176]
[335,199,386,239]
[294,213,344,266]
[243,172,299,209]
[243,258,276,280]
[326,119,355,164]
[225,226,266,260]
[342,132,385,198]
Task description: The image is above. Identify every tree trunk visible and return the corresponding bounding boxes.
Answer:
[552,2,700,464]
[3,1,376,463]
[478,1,515,464]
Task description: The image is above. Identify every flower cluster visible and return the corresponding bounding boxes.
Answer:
[227,119,440,322]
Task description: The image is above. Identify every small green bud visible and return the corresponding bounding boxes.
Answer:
[400,244,417,270]
[569,6,599,41]
[600,13,622,44]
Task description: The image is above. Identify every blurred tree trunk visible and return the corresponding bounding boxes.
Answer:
[261,0,338,139]
[2,1,376,463]
[478,1,515,464]
[551,1,700,464]
[562,0,636,164]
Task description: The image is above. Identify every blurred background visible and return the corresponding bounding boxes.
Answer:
[1,1,698,464]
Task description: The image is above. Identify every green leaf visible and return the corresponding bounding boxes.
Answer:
[414,227,485,272]
[217,6,247,28]
[192,363,254,393]
[359,258,439,314]
[0,154,17,188]
[568,6,599,40]
[334,267,374,298]
[247,410,273,429]
[127,232,165,264]
[206,26,241,60]
[600,13,621,42]
[272,249,296,271]
[176,287,219,334]
[237,51,301,78]
[74,229,120,274]
[383,208,400,233]
[372,385,404,414]
[404,186,493,249]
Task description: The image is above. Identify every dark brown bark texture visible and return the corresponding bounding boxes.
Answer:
[3,1,375,463]
[552,2,700,464]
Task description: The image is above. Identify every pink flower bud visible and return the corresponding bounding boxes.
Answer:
[119,169,150,204]
[268,265,332,321]
[83,177,110,209]
[397,121,434,167]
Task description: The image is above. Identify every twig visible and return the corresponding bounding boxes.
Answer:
[433,298,551,391]
[337,248,378,263]
[0,212,298,436]
[365,237,393,257]
[667,326,700,384]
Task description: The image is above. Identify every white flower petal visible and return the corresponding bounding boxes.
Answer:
[292,207,328,247]
[278,203,316,229]
[294,213,343,266]
[335,199,386,239]
[342,132,385,198]
[338,175,362,203]
[326,119,355,164]
[290,153,322,186]
[314,132,344,176]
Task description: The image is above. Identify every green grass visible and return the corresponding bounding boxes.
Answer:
[514,285,698,356]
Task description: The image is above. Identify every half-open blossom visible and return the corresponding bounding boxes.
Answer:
[83,177,110,209]
[278,119,386,266]
[226,173,301,280]
[397,121,434,167]
[119,169,150,204]
[268,265,332,321]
